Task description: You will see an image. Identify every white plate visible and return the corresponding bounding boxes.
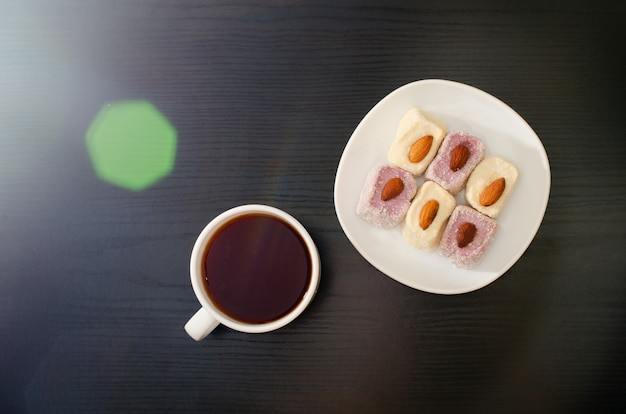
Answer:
[334,79,550,294]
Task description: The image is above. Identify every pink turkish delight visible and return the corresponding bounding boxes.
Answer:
[439,205,497,268]
[356,165,417,228]
[424,131,486,194]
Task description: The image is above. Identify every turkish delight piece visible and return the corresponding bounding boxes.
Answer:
[439,205,497,268]
[402,181,456,251]
[465,156,518,218]
[424,131,486,194]
[356,165,417,228]
[388,108,447,176]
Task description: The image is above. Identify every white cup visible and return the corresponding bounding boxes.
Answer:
[184,204,321,340]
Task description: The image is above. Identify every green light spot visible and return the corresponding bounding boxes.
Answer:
[86,101,177,191]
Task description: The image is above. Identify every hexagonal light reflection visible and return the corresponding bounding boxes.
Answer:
[86,101,177,191]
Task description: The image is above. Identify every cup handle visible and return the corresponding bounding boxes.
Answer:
[184,308,220,341]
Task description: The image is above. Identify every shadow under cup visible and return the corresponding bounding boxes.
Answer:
[186,205,320,338]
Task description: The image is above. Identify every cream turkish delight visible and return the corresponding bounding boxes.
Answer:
[388,108,447,176]
[424,131,486,194]
[402,181,456,251]
[356,165,417,228]
[465,156,518,218]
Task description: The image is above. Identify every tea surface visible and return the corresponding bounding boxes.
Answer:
[203,214,311,324]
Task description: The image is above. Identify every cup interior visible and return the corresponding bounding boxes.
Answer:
[190,204,320,333]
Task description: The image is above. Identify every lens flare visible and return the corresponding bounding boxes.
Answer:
[86,101,177,191]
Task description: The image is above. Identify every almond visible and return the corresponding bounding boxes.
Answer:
[479,177,506,206]
[408,135,433,163]
[419,199,439,230]
[381,177,404,201]
[449,145,470,171]
[456,222,477,248]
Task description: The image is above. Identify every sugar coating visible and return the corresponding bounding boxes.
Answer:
[357,165,417,228]
[402,181,456,251]
[424,131,486,194]
[439,205,497,268]
[465,156,519,218]
[388,108,447,176]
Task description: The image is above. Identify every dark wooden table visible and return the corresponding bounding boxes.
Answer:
[2,1,625,413]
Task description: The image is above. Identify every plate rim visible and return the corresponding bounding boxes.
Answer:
[334,78,551,294]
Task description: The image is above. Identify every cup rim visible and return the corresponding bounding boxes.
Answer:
[190,204,321,333]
